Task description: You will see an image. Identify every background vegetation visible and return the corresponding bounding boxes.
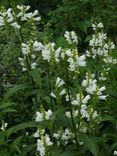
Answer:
[0,0,117,156]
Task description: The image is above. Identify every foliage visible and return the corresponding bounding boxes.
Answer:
[45,0,117,49]
[0,2,117,156]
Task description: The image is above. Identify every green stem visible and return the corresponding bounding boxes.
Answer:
[19,28,38,110]
[48,65,53,111]
[65,67,78,150]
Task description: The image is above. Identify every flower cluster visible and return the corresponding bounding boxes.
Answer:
[17,5,41,22]
[34,128,53,156]
[53,128,75,146]
[18,30,86,74]
[67,50,86,72]
[82,73,107,100]
[15,19,114,154]
[35,109,53,122]
[64,31,78,44]
[1,121,8,131]
[0,8,20,29]
[19,41,43,71]
[0,5,41,30]
[34,108,53,156]
[86,22,117,66]
[65,90,99,123]
[50,77,66,99]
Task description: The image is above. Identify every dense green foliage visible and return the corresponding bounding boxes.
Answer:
[0,1,117,156]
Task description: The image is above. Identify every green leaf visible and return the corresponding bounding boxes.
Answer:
[6,121,37,138]
[1,108,16,115]
[0,102,14,110]
[12,136,23,154]
[101,115,116,125]
[80,133,98,156]
[4,84,28,100]
[22,144,36,156]
[30,69,42,88]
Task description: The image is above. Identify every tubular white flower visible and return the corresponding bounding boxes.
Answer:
[97,22,103,28]
[33,41,43,51]
[45,109,53,120]
[82,95,90,104]
[92,111,98,119]
[56,77,65,88]
[50,92,56,98]
[77,55,86,67]
[21,43,30,55]
[10,22,20,29]
[59,89,66,96]
[35,111,43,122]
[37,139,45,156]
[98,95,107,100]
[65,111,71,118]
[31,62,37,69]
[1,122,8,131]
[45,134,53,146]
[64,31,78,44]
[71,31,78,44]
[114,151,117,155]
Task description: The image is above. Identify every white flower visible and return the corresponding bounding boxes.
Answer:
[45,134,53,146]
[45,109,53,120]
[33,131,39,138]
[34,16,41,21]
[114,151,117,155]
[92,24,96,30]
[65,111,71,118]
[92,111,98,119]
[65,94,69,101]
[37,139,45,156]
[82,95,90,104]
[33,41,43,51]
[80,109,89,120]
[65,110,78,118]
[71,99,79,106]
[31,54,36,59]
[98,95,107,100]
[71,31,78,44]
[110,42,115,49]
[10,22,20,29]
[86,84,97,94]
[64,31,78,44]
[65,49,72,57]
[54,47,61,62]
[31,62,37,69]
[53,133,60,139]
[0,16,4,26]
[97,23,103,28]
[36,133,53,156]
[17,5,41,22]
[35,111,43,122]
[50,92,56,98]
[64,31,72,44]
[41,49,50,62]
[67,58,76,71]
[21,43,30,55]
[1,122,8,131]
[56,77,65,88]
[59,89,66,96]
[22,67,27,71]
[77,55,86,67]
[98,86,106,92]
